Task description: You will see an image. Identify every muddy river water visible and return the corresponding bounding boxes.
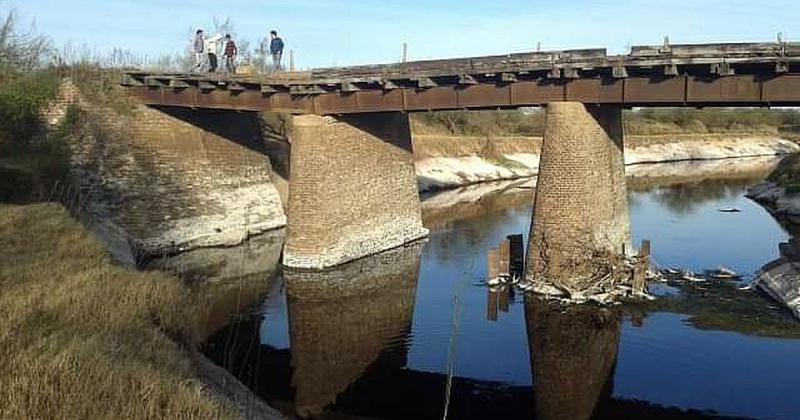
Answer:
[154,157,800,420]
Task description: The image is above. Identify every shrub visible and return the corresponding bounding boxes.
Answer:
[0,70,59,144]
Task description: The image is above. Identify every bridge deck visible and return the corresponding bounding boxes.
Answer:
[123,42,800,114]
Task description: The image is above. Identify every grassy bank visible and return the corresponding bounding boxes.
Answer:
[0,203,236,419]
[767,153,800,192]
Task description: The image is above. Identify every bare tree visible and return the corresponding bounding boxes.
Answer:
[0,7,52,72]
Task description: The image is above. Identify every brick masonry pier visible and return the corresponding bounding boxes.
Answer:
[525,102,631,289]
[281,112,429,268]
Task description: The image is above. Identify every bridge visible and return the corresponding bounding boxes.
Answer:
[113,41,799,281]
[124,41,800,112]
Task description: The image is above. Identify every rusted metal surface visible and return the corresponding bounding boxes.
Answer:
[123,41,800,113]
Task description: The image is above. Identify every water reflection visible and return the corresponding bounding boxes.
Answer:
[526,300,621,420]
[198,157,800,420]
[645,177,762,215]
[145,229,285,340]
[285,242,424,417]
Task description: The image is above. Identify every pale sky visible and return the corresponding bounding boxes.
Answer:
[6,0,798,68]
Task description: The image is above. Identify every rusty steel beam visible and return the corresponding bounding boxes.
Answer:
[127,74,800,114]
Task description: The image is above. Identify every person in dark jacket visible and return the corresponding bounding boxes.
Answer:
[269,30,285,71]
[204,33,223,73]
[223,34,238,74]
[192,29,205,73]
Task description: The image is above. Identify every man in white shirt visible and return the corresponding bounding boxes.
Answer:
[204,33,223,73]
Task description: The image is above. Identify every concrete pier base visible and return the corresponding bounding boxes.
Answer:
[526,102,631,290]
[283,112,428,269]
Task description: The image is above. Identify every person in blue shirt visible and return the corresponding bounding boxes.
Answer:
[269,30,285,71]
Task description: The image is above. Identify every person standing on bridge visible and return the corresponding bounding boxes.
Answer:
[223,34,238,74]
[205,33,223,73]
[269,30,285,71]
[192,29,205,73]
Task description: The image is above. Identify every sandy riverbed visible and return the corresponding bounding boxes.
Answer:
[415,134,799,192]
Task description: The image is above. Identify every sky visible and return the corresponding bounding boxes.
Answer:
[5,0,799,69]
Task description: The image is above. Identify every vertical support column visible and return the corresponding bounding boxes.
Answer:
[284,112,428,269]
[525,102,630,290]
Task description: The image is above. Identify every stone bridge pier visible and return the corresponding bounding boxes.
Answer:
[525,102,631,289]
[280,112,428,269]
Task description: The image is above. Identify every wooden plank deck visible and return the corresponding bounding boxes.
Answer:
[122,41,800,113]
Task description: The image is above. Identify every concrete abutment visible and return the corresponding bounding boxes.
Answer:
[282,112,429,269]
[525,102,631,290]
[48,80,287,261]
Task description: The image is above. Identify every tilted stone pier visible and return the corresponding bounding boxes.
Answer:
[526,102,631,290]
[282,112,429,269]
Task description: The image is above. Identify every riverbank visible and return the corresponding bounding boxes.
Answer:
[414,134,799,192]
[747,154,800,225]
[0,203,283,420]
[421,156,784,229]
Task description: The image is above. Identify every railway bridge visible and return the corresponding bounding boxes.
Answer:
[120,41,800,276]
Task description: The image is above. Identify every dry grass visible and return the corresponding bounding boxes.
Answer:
[412,108,800,139]
[0,203,236,419]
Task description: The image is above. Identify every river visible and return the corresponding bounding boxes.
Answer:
[154,156,800,420]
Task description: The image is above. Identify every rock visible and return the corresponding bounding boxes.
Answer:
[748,180,800,219]
[754,261,800,321]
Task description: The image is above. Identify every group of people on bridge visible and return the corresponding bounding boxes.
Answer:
[191,29,285,75]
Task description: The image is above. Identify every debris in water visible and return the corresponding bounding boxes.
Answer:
[663,267,681,276]
[487,277,505,287]
[707,266,740,280]
[682,273,707,282]
[484,236,657,305]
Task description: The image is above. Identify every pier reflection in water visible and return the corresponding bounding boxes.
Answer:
[285,242,423,417]
[199,157,800,420]
[527,302,621,420]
